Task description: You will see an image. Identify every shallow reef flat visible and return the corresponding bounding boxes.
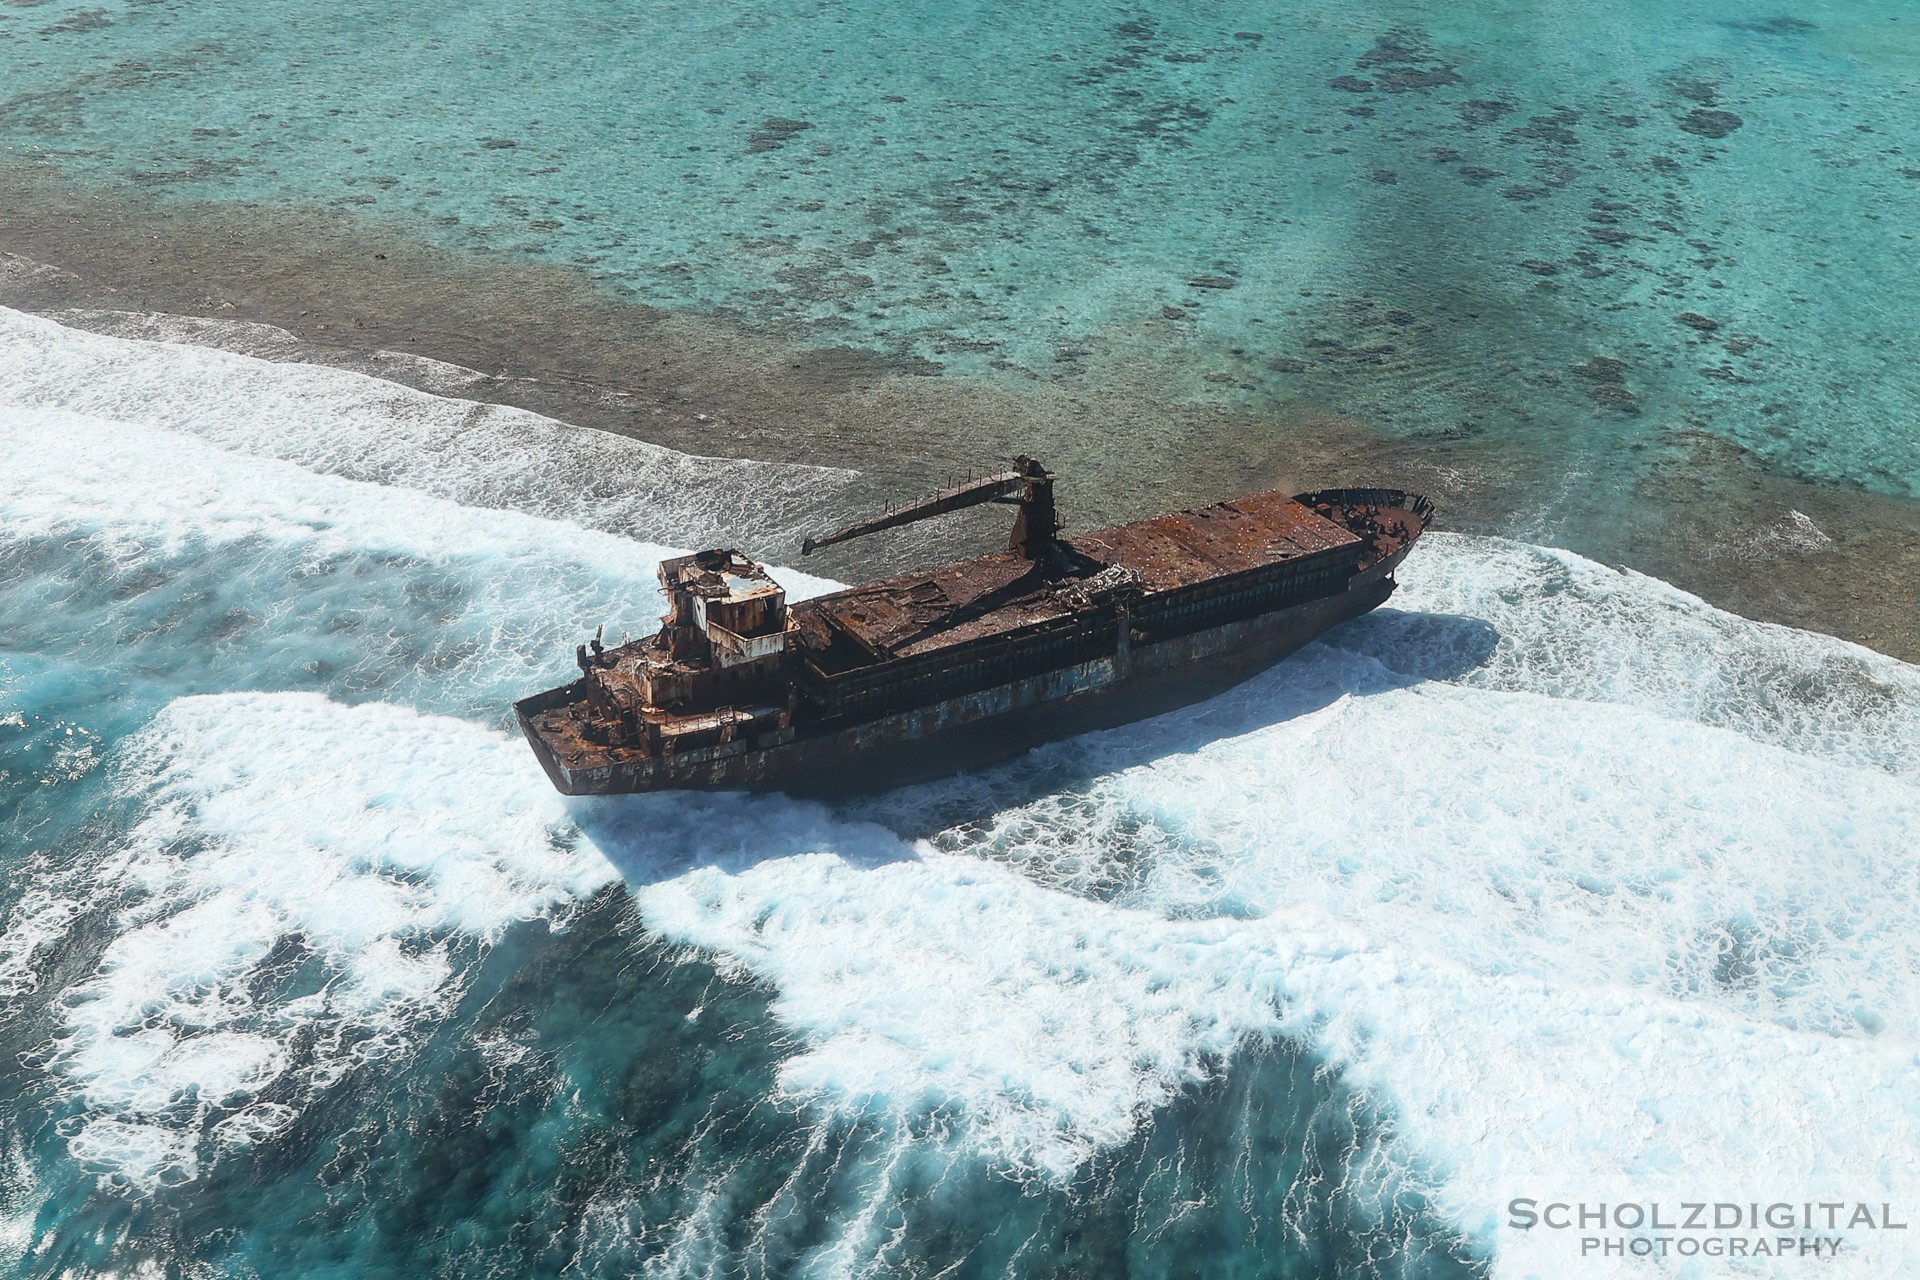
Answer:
[4,0,1920,499]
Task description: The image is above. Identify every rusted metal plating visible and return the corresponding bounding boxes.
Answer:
[516,462,1433,794]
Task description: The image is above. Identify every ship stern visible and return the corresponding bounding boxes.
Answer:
[513,681,587,796]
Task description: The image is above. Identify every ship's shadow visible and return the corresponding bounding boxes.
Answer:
[573,608,1499,881]
[841,608,1500,840]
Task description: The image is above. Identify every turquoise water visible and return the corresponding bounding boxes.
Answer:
[2,310,1919,1278]
[4,0,1920,498]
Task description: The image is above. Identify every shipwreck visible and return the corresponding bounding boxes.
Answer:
[515,458,1432,794]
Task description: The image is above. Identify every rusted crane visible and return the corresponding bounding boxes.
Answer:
[802,455,1059,560]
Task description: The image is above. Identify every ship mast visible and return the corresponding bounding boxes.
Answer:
[801,455,1058,560]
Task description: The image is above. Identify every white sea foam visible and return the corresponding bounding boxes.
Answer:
[0,864,86,1010]
[0,304,853,551]
[1349,534,1920,782]
[49,307,507,399]
[0,406,836,711]
[1,374,843,1192]
[609,640,1920,1275]
[59,662,1914,1269]
[30,610,1915,1275]
[52,693,615,1190]
[0,403,844,604]
[47,309,312,361]
[8,301,1920,1274]
[2,405,673,569]
[594,541,1920,1275]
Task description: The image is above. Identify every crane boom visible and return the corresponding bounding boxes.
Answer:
[802,455,1058,559]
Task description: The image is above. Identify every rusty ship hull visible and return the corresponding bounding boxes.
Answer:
[515,476,1431,797]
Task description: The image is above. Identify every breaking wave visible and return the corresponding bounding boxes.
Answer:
[47,694,611,1189]
[1,307,1916,1277]
[0,304,853,552]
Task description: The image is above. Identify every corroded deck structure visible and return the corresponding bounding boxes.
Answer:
[516,460,1432,795]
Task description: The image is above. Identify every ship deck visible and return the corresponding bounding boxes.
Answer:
[1073,489,1361,591]
[790,490,1360,670]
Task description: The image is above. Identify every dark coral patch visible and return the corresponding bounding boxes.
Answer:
[1459,100,1513,125]
[748,118,815,152]
[1354,32,1464,93]
[1679,109,1743,138]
